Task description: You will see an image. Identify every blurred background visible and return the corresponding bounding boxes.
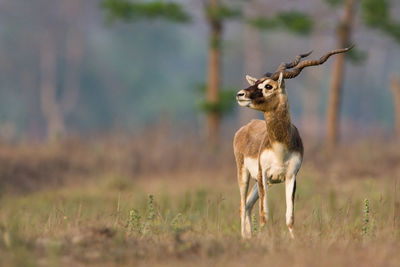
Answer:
[1,1,400,265]
[0,0,399,143]
[0,0,399,190]
[0,0,397,192]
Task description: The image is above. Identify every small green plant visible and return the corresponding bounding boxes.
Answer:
[127,209,141,234]
[251,214,258,233]
[362,198,370,236]
[142,194,157,234]
[170,213,184,232]
[147,194,155,222]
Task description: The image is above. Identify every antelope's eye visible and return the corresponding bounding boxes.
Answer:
[265,84,273,90]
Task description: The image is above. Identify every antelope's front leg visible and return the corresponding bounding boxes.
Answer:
[261,174,269,225]
[238,168,251,238]
[285,175,296,238]
[257,173,268,226]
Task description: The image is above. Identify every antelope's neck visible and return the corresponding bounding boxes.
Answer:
[263,96,292,146]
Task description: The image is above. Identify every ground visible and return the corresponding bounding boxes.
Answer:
[0,136,399,266]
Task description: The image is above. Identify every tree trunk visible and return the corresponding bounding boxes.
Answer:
[391,74,400,141]
[325,0,357,148]
[206,0,222,146]
[61,0,83,116]
[40,32,65,141]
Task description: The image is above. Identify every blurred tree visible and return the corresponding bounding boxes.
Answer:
[201,2,312,145]
[361,0,400,42]
[324,0,400,147]
[38,0,87,141]
[40,31,66,140]
[102,0,312,146]
[61,0,85,120]
[248,10,313,34]
[362,0,400,140]
[102,0,190,22]
[391,75,400,141]
[326,0,357,148]
[7,0,91,141]
[38,1,85,141]
[201,0,240,145]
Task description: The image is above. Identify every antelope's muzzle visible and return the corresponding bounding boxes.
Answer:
[236,90,251,107]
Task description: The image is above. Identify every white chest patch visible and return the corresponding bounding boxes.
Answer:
[243,143,302,184]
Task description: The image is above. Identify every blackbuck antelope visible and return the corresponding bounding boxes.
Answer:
[234,46,353,238]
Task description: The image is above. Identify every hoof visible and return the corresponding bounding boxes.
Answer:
[242,232,252,239]
[288,227,295,239]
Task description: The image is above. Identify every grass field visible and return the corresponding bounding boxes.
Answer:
[0,136,400,266]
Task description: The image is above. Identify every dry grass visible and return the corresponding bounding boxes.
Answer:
[0,132,400,266]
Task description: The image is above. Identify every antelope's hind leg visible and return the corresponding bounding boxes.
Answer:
[285,176,296,238]
[245,183,259,233]
[238,167,251,238]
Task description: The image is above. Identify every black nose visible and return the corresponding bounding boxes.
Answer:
[237,92,245,97]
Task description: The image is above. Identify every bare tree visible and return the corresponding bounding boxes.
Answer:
[391,75,400,141]
[40,32,66,140]
[61,0,84,116]
[326,0,357,148]
[38,0,86,141]
[204,0,223,145]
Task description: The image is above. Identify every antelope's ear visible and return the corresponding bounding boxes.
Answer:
[246,75,257,86]
[277,72,284,88]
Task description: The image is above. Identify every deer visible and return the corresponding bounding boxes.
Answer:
[234,46,353,239]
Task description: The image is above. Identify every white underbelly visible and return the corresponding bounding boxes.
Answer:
[243,148,302,184]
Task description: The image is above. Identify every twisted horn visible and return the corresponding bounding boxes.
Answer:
[269,45,354,80]
[275,50,313,72]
